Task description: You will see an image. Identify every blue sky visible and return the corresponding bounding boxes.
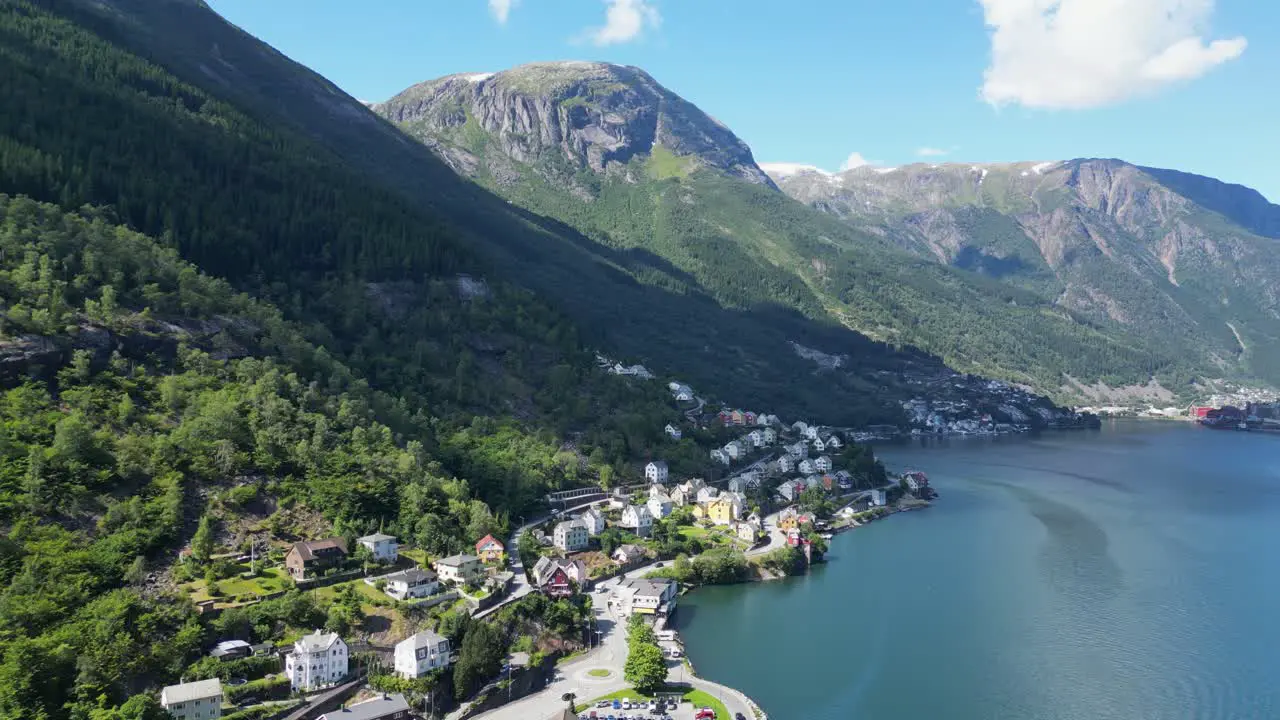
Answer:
[208,0,1278,201]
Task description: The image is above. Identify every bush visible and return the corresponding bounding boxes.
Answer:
[185,654,281,682]
[225,675,290,704]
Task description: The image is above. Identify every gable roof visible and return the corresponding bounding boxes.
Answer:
[646,460,668,470]
[289,537,347,561]
[294,630,342,654]
[162,678,223,704]
[382,567,436,585]
[475,534,504,551]
[397,630,446,651]
[320,693,409,720]
[554,519,584,534]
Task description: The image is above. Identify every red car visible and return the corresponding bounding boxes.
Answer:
[695,710,716,719]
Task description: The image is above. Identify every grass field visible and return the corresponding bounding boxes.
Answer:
[182,565,292,603]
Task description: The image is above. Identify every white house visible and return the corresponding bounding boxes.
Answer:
[746,430,765,448]
[680,478,706,494]
[724,441,745,460]
[776,456,795,474]
[762,427,777,444]
[620,505,653,537]
[803,425,821,440]
[669,487,690,507]
[777,483,797,502]
[378,567,439,600]
[696,486,720,504]
[792,421,809,436]
[579,506,607,536]
[870,489,887,507]
[815,456,833,473]
[395,630,452,679]
[664,423,682,440]
[357,533,399,563]
[786,442,808,459]
[434,554,482,585]
[798,459,817,475]
[804,474,823,488]
[812,437,829,452]
[161,679,223,720]
[613,543,648,565]
[646,493,673,520]
[644,461,669,484]
[710,448,730,465]
[731,520,759,543]
[285,631,348,692]
[553,519,589,552]
[727,477,746,494]
[824,433,844,449]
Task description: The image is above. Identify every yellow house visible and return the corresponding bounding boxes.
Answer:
[706,496,741,525]
[690,503,709,520]
[778,508,809,531]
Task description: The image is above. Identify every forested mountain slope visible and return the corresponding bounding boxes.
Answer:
[377,62,1195,400]
[771,160,1280,395]
[30,0,946,425]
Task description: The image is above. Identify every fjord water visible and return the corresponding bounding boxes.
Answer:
[675,422,1280,720]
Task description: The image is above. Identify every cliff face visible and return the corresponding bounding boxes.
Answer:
[767,159,1280,387]
[376,62,774,189]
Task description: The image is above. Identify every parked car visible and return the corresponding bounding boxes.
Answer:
[695,709,716,719]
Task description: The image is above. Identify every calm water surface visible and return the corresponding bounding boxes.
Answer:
[675,421,1280,720]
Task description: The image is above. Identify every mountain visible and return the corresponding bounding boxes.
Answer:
[768,159,1280,396]
[377,63,1205,401]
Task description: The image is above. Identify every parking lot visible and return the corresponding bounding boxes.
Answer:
[578,697,723,720]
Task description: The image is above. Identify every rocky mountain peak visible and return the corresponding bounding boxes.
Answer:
[377,61,774,187]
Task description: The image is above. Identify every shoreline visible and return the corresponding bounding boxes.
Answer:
[664,496,931,717]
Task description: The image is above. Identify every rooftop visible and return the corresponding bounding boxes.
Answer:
[358,533,397,543]
[382,567,437,585]
[161,678,223,704]
[435,553,479,567]
[397,630,447,650]
[294,630,342,654]
[319,694,409,720]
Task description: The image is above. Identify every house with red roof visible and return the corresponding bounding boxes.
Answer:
[474,534,505,563]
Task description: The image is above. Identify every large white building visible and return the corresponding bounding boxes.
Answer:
[160,679,223,720]
[285,631,348,692]
[553,519,589,552]
[609,577,678,618]
[620,504,653,537]
[394,630,452,679]
[357,533,399,563]
[578,506,607,536]
[644,461,669,484]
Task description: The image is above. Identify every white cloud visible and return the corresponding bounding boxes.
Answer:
[980,0,1246,109]
[585,0,661,46]
[488,0,517,24]
[916,147,949,157]
[839,152,873,171]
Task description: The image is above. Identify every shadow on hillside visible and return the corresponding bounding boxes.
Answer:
[90,0,952,425]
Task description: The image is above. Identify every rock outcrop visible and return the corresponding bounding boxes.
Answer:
[376,62,774,189]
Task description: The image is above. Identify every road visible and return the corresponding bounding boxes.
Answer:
[474,498,613,620]
[464,564,758,720]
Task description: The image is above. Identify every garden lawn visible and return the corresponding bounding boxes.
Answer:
[182,565,292,603]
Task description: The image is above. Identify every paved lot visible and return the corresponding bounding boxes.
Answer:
[464,565,754,720]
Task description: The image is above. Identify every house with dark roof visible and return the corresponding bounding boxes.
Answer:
[318,693,409,720]
[531,556,588,597]
[285,538,348,580]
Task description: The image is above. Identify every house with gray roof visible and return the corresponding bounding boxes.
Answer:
[161,678,223,720]
[318,693,409,720]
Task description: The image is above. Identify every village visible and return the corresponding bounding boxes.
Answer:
[154,370,938,720]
